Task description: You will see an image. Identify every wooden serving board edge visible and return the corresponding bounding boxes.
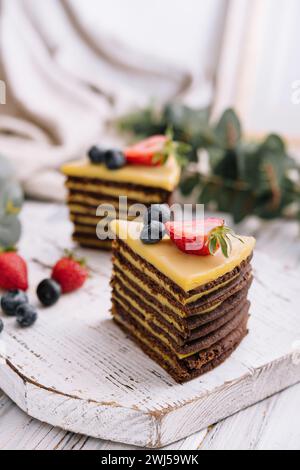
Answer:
[1,351,299,448]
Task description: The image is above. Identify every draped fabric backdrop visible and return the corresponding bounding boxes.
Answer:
[0,0,228,200]
[214,0,300,155]
[0,0,299,200]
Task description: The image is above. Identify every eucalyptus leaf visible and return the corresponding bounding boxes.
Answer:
[163,103,210,136]
[117,106,166,137]
[262,134,286,154]
[215,108,242,149]
[214,149,238,180]
[0,180,24,216]
[198,183,219,205]
[117,103,300,225]
[0,214,22,248]
[0,154,14,184]
[231,191,255,223]
[180,175,199,196]
[207,146,225,170]
[0,155,23,247]
[216,188,235,213]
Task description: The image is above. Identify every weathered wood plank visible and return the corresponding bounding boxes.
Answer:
[200,382,300,450]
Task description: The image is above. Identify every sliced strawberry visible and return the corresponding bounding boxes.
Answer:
[124,135,169,166]
[165,218,242,257]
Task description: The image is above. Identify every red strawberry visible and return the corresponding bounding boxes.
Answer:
[52,252,88,293]
[0,251,28,291]
[124,135,169,166]
[165,218,243,257]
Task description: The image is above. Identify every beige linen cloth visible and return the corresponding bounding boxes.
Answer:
[0,0,192,200]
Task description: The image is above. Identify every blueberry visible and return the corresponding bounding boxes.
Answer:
[140,221,166,245]
[104,150,126,170]
[0,319,3,334]
[16,304,38,328]
[1,290,29,316]
[88,146,106,164]
[143,204,171,225]
[37,279,61,307]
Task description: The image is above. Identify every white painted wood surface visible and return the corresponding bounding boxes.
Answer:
[0,202,300,449]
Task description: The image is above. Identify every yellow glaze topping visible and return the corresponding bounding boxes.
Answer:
[111,220,255,292]
[62,155,181,192]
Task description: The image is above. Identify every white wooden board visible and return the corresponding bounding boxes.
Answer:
[0,203,300,448]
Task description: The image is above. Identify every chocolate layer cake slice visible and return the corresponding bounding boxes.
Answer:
[61,139,181,250]
[110,220,255,383]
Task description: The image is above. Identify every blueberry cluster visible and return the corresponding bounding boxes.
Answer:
[0,280,63,334]
[88,146,126,170]
[140,204,171,245]
[0,290,37,329]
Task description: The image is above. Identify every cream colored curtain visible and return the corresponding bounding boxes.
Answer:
[214,0,300,151]
[0,0,227,201]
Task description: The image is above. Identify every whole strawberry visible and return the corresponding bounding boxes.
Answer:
[52,252,88,294]
[0,250,28,291]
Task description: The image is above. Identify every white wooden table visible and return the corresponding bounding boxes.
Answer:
[0,201,299,451]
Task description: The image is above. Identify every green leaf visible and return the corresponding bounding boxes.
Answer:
[116,102,300,227]
[231,191,255,223]
[215,188,235,213]
[214,108,242,149]
[180,175,199,196]
[0,214,21,249]
[214,149,239,180]
[208,237,218,255]
[116,106,166,137]
[198,183,219,205]
[0,180,24,216]
[207,147,225,170]
[262,134,286,154]
[218,235,229,258]
[163,103,210,137]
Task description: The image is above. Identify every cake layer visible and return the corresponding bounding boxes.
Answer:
[72,234,112,250]
[113,240,252,305]
[112,248,253,317]
[61,155,181,191]
[66,184,170,204]
[69,204,118,217]
[112,305,248,383]
[112,292,250,358]
[110,220,256,292]
[68,203,143,221]
[70,213,109,226]
[112,266,252,328]
[72,224,97,234]
[112,271,250,341]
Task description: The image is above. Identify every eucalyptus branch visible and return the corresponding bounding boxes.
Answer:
[117,104,300,224]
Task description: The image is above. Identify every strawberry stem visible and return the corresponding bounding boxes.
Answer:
[153,128,192,166]
[63,249,87,267]
[0,246,17,254]
[208,226,244,258]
